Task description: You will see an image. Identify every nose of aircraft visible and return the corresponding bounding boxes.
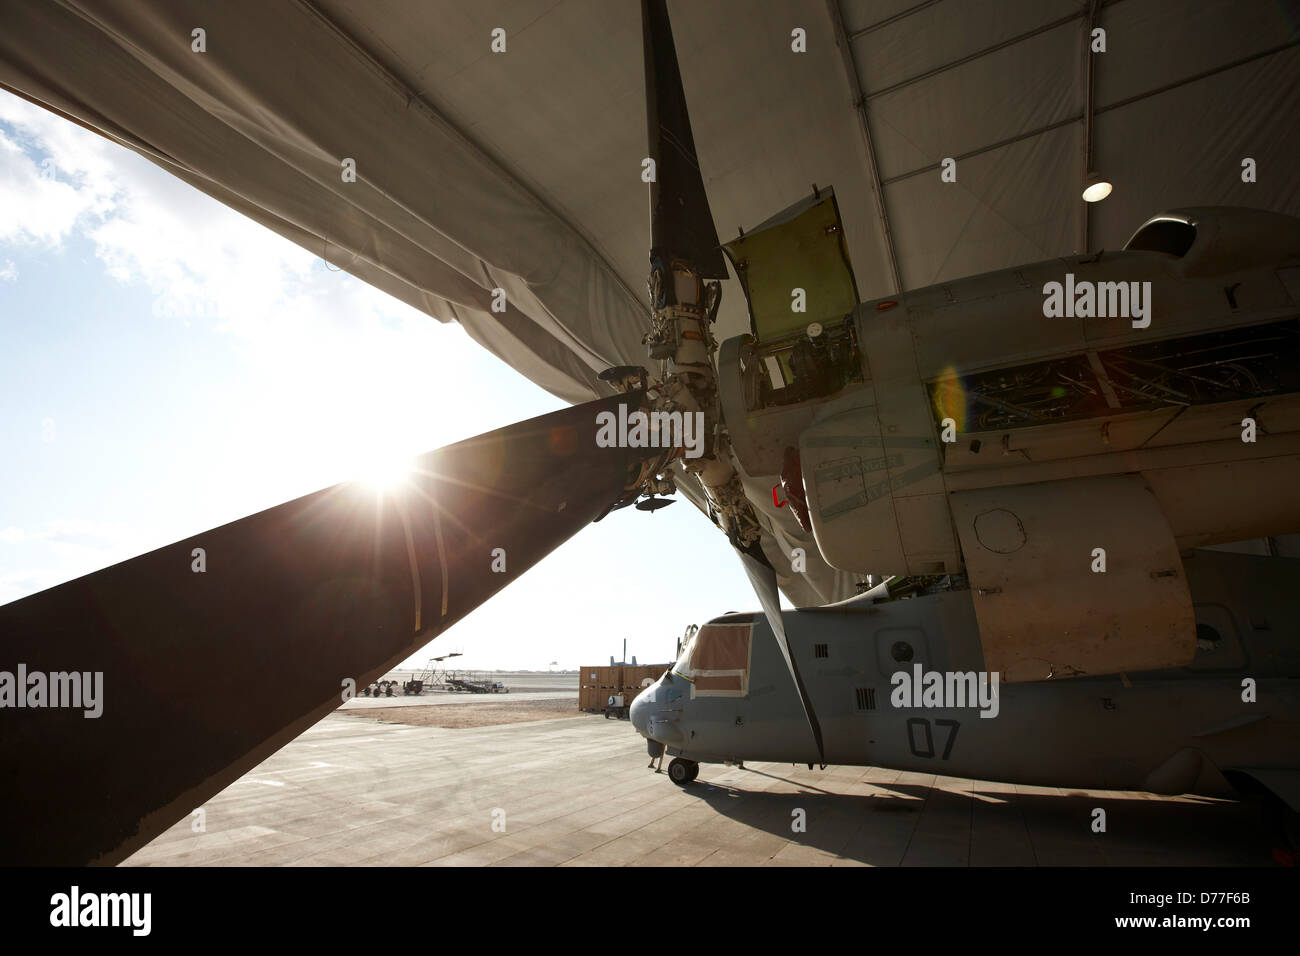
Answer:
[630,683,652,737]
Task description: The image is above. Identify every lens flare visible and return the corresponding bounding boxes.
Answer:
[354,450,416,491]
[932,366,967,434]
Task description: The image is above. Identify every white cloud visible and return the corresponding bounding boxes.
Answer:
[0,519,141,548]
[0,259,16,281]
[0,88,477,481]
[0,519,149,605]
[0,569,63,605]
[0,97,118,247]
[0,91,429,345]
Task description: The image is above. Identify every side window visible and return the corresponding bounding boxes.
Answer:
[1185,604,1245,672]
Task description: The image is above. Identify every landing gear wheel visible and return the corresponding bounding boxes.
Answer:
[668,758,699,786]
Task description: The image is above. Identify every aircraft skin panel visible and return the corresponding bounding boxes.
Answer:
[1142,395,1300,450]
[906,273,1092,383]
[942,438,1300,553]
[903,210,1300,383]
[1140,456,1300,548]
[859,306,949,502]
[800,405,908,573]
[644,550,1299,797]
[943,409,1181,468]
[892,494,962,575]
[949,475,1196,681]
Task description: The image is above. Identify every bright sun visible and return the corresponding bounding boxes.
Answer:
[352,449,417,492]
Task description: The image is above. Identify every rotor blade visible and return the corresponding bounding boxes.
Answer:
[0,391,647,865]
[736,544,826,764]
[642,0,727,278]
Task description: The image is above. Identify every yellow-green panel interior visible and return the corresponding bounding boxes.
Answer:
[724,195,858,342]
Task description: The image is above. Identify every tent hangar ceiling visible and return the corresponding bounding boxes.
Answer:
[1,0,1297,606]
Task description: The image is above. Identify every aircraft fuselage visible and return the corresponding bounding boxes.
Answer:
[631,548,1299,802]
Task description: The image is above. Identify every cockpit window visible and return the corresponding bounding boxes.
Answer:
[673,623,753,698]
[674,627,699,670]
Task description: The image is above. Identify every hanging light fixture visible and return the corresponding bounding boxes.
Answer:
[1082,172,1112,203]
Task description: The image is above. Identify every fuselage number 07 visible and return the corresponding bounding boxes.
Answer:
[906,718,960,760]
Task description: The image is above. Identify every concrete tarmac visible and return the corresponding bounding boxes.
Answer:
[340,690,573,709]
[124,711,1275,866]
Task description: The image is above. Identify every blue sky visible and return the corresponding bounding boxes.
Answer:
[0,89,767,670]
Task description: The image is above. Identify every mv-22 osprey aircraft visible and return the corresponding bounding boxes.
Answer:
[0,0,1296,864]
[631,551,1300,850]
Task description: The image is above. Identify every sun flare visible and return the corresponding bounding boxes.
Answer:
[352,450,417,492]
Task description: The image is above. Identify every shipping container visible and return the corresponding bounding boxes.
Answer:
[578,663,672,712]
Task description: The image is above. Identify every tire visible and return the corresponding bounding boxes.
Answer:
[668,758,698,787]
